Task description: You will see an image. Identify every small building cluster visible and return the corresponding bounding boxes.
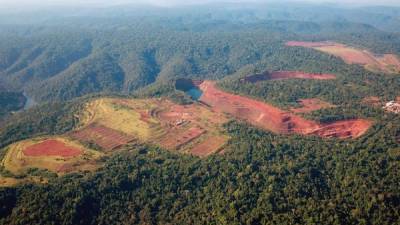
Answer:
[383,101,400,114]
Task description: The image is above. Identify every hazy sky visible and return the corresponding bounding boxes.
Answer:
[0,0,399,7]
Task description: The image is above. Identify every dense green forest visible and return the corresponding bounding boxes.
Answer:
[0,80,25,118]
[0,3,399,225]
[1,4,400,103]
[0,118,399,224]
[0,92,25,119]
[217,55,400,122]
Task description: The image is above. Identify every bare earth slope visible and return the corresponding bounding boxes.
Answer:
[286,41,400,74]
[199,81,372,139]
[241,71,336,83]
[290,98,335,114]
[0,86,374,186]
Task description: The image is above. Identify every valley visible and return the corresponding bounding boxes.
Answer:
[0,3,399,224]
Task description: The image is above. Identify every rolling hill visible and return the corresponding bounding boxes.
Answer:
[0,3,399,225]
[1,4,400,104]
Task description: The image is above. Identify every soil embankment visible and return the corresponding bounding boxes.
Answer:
[286,41,400,74]
[198,81,372,139]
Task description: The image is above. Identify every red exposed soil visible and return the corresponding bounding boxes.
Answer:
[288,41,374,65]
[56,163,74,173]
[199,81,319,134]
[159,126,206,150]
[56,162,97,173]
[286,41,400,73]
[290,98,335,113]
[341,52,376,65]
[69,123,135,151]
[382,55,400,68]
[199,81,372,139]
[285,41,339,48]
[190,136,227,157]
[242,71,336,83]
[23,140,82,157]
[156,102,227,126]
[368,54,400,73]
[270,71,336,80]
[158,106,193,124]
[139,111,152,123]
[362,96,381,107]
[308,119,373,139]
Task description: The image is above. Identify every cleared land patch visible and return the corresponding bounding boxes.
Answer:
[159,126,206,150]
[290,98,335,114]
[362,96,381,107]
[1,137,102,176]
[241,71,336,83]
[0,176,48,187]
[190,136,229,157]
[1,97,230,178]
[199,81,372,139]
[69,123,136,151]
[286,41,400,74]
[80,98,156,140]
[0,176,19,187]
[23,139,82,157]
[308,119,373,139]
[0,88,375,186]
[79,98,230,156]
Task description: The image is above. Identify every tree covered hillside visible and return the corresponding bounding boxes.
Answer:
[0,110,399,225]
[0,5,400,103]
[0,3,399,225]
[0,92,25,118]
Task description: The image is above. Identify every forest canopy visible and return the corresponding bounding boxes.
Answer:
[0,3,399,225]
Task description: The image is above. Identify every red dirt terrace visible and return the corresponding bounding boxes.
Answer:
[69,123,136,151]
[23,139,82,157]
